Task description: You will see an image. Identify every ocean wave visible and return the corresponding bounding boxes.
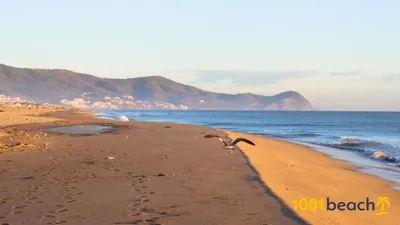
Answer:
[96,111,131,121]
[99,111,155,119]
[333,140,382,148]
[95,110,400,165]
[123,112,146,117]
[206,122,246,126]
[364,150,398,162]
[95,112,115,120]
[326,136,385,148]
[304,140,399,163]
[271,133,321,138]
[223,131,320,138]
[206,122,335,127]
[96,112,106,117]
[135,111,169,117]
[340,136,359,141]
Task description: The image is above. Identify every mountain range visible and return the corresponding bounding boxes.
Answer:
[0,63,313,110]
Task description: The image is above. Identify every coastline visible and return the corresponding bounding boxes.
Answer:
[289,139,400,191]
[227,131,400,225]
[97,109,400,224]
[0,106,307,225]
[1,106,399,224]
[98,109,400,189]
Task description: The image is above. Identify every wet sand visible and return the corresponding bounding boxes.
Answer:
[0,108,306,225]
[228,131,400,225]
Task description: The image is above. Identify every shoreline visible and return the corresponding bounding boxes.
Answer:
[98,110,400,169]
[288,139,400,190]
[0,106,307,225]
[95,111,400,224]
[227,131,399,225]
[226,131,399,188]
[95,110,400,224]
[98,109,400,190]
[1,106,399,224]
[266,136,400,190]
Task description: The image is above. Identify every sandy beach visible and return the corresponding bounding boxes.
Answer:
[1,106,398,225]
[1,106,306,225]
[0,105,67,127]
[228,131,400,225]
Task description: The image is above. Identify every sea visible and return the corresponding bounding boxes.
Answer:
[96,110,400,189]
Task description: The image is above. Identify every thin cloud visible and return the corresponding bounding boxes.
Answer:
[329,71,365,76]
[187,70,320,85]
[381,73,400,81]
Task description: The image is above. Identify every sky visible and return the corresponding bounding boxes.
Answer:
[1,0,400,111]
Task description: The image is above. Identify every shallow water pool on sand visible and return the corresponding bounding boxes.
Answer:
[46,125,114,135]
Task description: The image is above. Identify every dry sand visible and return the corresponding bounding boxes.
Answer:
[0,105,68,153]
[0,105,67,127]
[228,131,400,225]
[1,107,307,225]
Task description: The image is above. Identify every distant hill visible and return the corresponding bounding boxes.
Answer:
[0,63,313,110]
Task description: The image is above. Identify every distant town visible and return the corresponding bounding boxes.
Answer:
[0,95,35,106]
[0,94,189,110]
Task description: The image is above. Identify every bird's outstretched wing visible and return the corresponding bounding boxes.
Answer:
[204,134,228,146]
[231,138,256,146]
[204,134,220,138]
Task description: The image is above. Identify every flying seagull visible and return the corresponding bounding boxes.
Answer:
[204,134,255,149]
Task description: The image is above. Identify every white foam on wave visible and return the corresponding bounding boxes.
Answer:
[370,151,387,159]
[365,150,398,162]
[340,136,358,141]
[119,115,130,121]
[95,112,114,120]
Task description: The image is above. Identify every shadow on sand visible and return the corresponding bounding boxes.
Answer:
[235,144,310,225]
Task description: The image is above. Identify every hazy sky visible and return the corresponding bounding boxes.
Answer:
[1,0,400,110]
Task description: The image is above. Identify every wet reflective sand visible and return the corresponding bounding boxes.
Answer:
[46,125,114,135]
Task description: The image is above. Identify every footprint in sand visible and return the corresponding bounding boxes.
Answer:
[114,222,140,225]
[64,186,77,192]
[11,205,25,210]
[49,208,68,213]
[139,207,156,213]
[130,212,142,216]
[31,200,43,204]
[115,219,161,225]
[43,214,56,218]
[0,197,10,204]
[128,203,141,207]
[49,220,67,224]
[63,195,76,203]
